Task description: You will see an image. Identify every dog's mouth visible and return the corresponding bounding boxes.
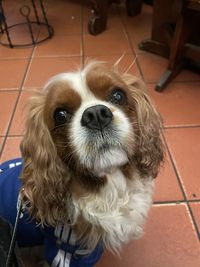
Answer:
[98,143,111,153]
[71,124,131,176]
[83,139,129,176]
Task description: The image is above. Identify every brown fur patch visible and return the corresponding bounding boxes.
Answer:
[120,163,135,180]
[44,81,81,129]
[86,64,126,101]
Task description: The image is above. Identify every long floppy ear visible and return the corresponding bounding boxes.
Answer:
[20,91,69,225]
[123,74,164,178]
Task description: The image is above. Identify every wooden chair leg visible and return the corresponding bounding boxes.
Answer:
[155,10,190,91]
[88,0,108,35]
[139,0,179,58]
[155,63,183,91]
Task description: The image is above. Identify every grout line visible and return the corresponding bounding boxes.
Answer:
[0,88,20,92]
[162,133,200,239]
[33,54,83,59]
[0,56,33,60]
[153,202,187,207]
[83,52,134,60]
[0,134,24,138]
[153,199,200,205]
[0,58,32,62]
[162,134,188,201]
[164,125,200,129]
[186,204,200,240]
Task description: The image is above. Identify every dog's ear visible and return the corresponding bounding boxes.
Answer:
[122,74,164,178]
[20,91,68,225]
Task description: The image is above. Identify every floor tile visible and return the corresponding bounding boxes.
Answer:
[46,0,81,35]
[121,6,152,36]
[138,53,200,84]
[190,202,200,232]
[0,40,33,59]
[148,82,200,127]
[0,91,18,136]
[84,54,140,77]
[34,35,81,57]
[9,91,33,136]
[83,32,132,56]
[175,69,200,82]
[95,204,200,267]
[0,136,22,162]
[164,128,200,200]
[45,15,81,36]
[24,56,82,88]
[47,0,81,16]
[154,149,184,202]
[137,53,168,83]
[0,59,29,89]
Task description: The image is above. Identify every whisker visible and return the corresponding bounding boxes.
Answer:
[124,55,137,73]
[51,123,68,131]
[114,53,125,69]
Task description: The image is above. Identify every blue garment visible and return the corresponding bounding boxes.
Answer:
[0,158,103,267]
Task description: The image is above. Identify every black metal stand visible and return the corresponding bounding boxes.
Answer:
[0,0,54,48]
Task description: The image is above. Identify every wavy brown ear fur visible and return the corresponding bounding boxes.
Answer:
[122,74,164,178]
[20,91,69,226]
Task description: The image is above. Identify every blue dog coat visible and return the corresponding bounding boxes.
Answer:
[0,159,103,267]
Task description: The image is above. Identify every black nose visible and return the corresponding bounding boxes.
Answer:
[81,105,113,130]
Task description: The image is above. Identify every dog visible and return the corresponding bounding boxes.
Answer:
[0,61,164,267]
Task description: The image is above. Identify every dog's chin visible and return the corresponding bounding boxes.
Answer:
[83,146,129,177]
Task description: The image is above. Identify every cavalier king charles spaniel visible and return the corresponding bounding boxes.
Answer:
[0,61,164,267]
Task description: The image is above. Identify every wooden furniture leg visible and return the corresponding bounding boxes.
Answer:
[139,0,182,58]
[88,0,108,35]
[155,8,193,91]
[88,0,143,35]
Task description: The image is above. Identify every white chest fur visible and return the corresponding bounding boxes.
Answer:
[72,169,154,252]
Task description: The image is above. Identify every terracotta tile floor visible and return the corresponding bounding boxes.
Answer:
[0,1,200,266]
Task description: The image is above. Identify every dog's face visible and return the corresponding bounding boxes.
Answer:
[20,62,164,225]
[44,63,137,177]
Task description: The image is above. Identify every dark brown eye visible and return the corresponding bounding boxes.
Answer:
[109,88,127,105]
[54,109,71,126]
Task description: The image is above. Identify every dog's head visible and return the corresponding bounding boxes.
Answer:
[20,61,164,225]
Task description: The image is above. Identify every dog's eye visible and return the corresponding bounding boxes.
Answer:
[54,109,71,126]
[109,88,126,105]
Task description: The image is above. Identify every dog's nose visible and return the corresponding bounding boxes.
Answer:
[81,105,113,130]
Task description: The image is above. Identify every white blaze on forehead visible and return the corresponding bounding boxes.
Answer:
[44,71,96,102]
